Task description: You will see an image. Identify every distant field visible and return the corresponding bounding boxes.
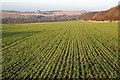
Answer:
[2,21,119,79]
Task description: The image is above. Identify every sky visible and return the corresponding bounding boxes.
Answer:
[1,0,120,11]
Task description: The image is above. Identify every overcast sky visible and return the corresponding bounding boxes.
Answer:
[1,0,120,11]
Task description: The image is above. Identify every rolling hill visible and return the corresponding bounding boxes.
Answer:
[1,5,119,24]
[79,5,119,21]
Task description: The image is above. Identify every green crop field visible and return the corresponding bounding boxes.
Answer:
[2,21,119,79]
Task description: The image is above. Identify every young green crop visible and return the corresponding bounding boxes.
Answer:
[2,21,119,79]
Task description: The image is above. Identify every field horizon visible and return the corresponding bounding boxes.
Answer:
[1,0,120,79]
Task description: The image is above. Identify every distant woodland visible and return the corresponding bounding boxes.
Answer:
[1,6,119,24]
